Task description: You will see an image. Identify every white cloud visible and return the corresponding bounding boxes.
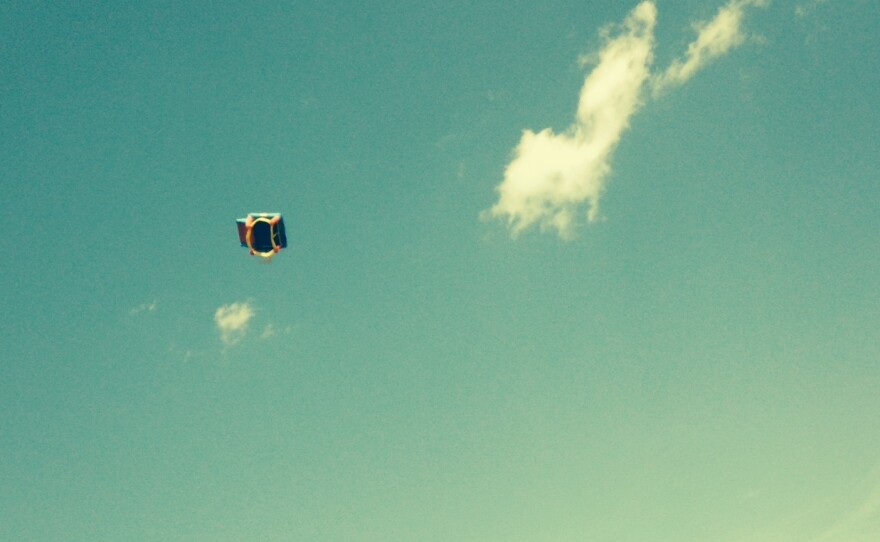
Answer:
[483,1,656,238]
[214,302,255,346]
[129,300,157,315]
[484,0,767,239]
[652,0,767,96]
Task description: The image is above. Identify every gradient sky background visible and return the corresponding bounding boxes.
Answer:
[2,1,879,541]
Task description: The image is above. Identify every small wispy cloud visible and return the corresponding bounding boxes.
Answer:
[129,300,157,315]
[214,302,255,346]
[795,0,828,19]
[653,0,767,96]
[485,0,767,239]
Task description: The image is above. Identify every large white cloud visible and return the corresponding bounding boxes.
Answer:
[485,1,656,238]
[485,0,766,239]
[214,302,255,346]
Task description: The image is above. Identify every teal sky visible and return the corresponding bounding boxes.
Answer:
[2,1,879,540]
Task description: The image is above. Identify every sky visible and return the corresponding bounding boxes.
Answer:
[1,1,879,540]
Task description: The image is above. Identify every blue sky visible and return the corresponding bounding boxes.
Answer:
[2,1,879,540]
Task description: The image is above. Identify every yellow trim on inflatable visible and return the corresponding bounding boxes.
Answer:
[245,217,279,258]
